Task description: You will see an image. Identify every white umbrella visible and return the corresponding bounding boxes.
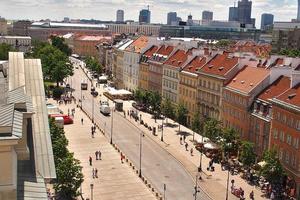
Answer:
[204,142,219,150]
[257,161,266,167]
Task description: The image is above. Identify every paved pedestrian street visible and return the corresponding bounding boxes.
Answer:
[49,100,156,200]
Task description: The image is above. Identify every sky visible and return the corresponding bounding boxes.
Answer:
[0,0,298,27]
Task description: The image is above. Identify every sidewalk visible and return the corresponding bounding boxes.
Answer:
[120,107,265,200]
[49,99,156,200]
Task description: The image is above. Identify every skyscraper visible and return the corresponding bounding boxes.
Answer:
[139,8,151,24]
[238,0,252,24]
[261,13,274,30]
[116,10,124,23]
[298,0,300,21]
[167,12,177,25]
[202,11,213,21]
[229,6,238,21]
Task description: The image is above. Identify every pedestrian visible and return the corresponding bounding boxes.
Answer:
[190,148,193,156]
[68,108,70,116]
[121,153,124,163]
[185,142,188,151]
[240,188,244,200]
[249,190,254,200]
[95,168,98,178]
[180,136,183,145]
[95,151,98,160]
[92,168,95,178]
[98,150,102,160]
[183,135,186,142]
[92,130,94,138]
[89,156,92,166]
[81,118,83,125]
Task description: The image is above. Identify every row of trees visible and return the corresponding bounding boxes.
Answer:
[49,119,84,199]
[85,56,103,74]
[278,48,300,58]
[0,43,15,60]
[30,37,73,87]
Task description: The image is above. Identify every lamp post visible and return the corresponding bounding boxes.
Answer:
[92,93,95,123]
[194,174,200,200]
[199,134,204,172]
[161,116,164,142]
[110,102,114,144]
[163,183,166,200]
[225,158,230,200]
[90,183,94,200]
[139,131,143,178]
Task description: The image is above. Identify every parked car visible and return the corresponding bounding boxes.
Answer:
[91,91,99,97]
[132,102,147,112]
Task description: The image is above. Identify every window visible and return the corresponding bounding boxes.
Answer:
[296,120,300,130]
[293,138,299,149]
[286,134,292,145]
[273,128,278,139]
[285,151,290,164]
[279,131,285,142]
[279,149,283,160]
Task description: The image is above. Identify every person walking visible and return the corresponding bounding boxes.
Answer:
[81,118,83,125]
[190,148,193,156]
[95,168,98,178]
[92,168,95,179]
[185,142,188,151]
[120,153,124,163]
[183,135,186,142]
[180,136,183,145]
[99,150,102,160]
[249,190,254,200]
[95,151,98,160]
[89,156,92,166]
[91,129,94,138]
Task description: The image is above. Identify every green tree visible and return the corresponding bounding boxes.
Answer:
[239,141,256,167]
[54,153,84,200]
[0,43,14,60]
[203,118,222,143]
[50,36,72,56]
[149,91,162,117]
[176,103,188,133]
[134,88,145,104]
[215,39,231,48]
[260,148,286,186]
[221,128,239,157]
[161,98,175,123]
[191,110,202,141]
[85,56,102,74]
[36,45,73,86]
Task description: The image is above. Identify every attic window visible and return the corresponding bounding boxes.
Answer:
[208,65,213,69]
[233,78,237,82]
[241,81,245,84]
[250,83,254,87]
[288,93,296,99]
[219,67,224,71]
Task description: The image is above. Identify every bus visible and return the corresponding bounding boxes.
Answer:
[81,79,88,90]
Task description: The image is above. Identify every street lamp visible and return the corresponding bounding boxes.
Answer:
[90,183,94,200]
[110,101,114,144]
[139,131,144,178]
[194,174,200,200]
[225,157,231,200]
[199,134,204,172]
[161,116,164,142]
[163,183,166,200]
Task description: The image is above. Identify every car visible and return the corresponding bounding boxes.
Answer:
[91,91,98,97]
[100,104,111,115]
[66,83,70,89]
[132,102,147,112]
[100,100,109,106]
[49,114,73,124]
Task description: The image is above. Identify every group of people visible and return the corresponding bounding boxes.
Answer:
[89,150,102,179]
[180,135,194,156]
[91,124,96,138]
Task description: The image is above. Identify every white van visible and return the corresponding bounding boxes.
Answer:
[100,104,111,116]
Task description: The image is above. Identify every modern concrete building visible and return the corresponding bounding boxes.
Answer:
[116,10,124,23]
[0,52,56,199]
[139,9,151,24]
[261,13,274,31]
[12,20,32,36]
[107,23,161,36]
[229,6,239,22]
[238,0,252,25]
[202,11,213,21]
[0,36,31,53]
[167,12,177,25]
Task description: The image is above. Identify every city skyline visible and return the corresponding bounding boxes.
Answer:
[0,0,298,27]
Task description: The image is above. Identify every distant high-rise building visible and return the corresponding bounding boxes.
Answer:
[116,10,124,23]
[167,12,177,25]
[139,8,151,24]
[202,11,213,21]
[229,6,239,21]
[238,0,252,24]
[261,13,274,30]
[187,14,193,26]
[298,0,300,21]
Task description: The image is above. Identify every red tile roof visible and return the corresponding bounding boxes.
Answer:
[226,66,270,94]
[156,45,174,56]
[125,36,149,53]
[199,54,239,77]
[258,76,291,101]
[144,45,159,57]
[183,56,206,73]
[164,49,189,68]
[276,83,300,108]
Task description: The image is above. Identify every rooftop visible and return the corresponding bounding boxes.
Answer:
[164,49,191,68]
[226,66,270,94]
[199,53,238,77]
[0,36,31,40]
[156,45,175,56]
[31,21,107,29]
[276,83,300,108]
[182,56,206,74]
[257,76,291,102]
[125,36,150,53]
[76,35,112,41]
[144,45,159,57]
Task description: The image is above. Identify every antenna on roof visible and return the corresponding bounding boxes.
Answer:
[147,5,150,10]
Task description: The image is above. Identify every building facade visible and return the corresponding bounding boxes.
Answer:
[238,0,252,25]
[116,10,124,23]
[202,11,213,21]
[167,12,178,25]
[0,36,31,53]
[139,9,151,24]
[107,24,161,36]
[261,13,274,31]
[12,20,32,36]
[229,7,239,22]
[0,17,8,35]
